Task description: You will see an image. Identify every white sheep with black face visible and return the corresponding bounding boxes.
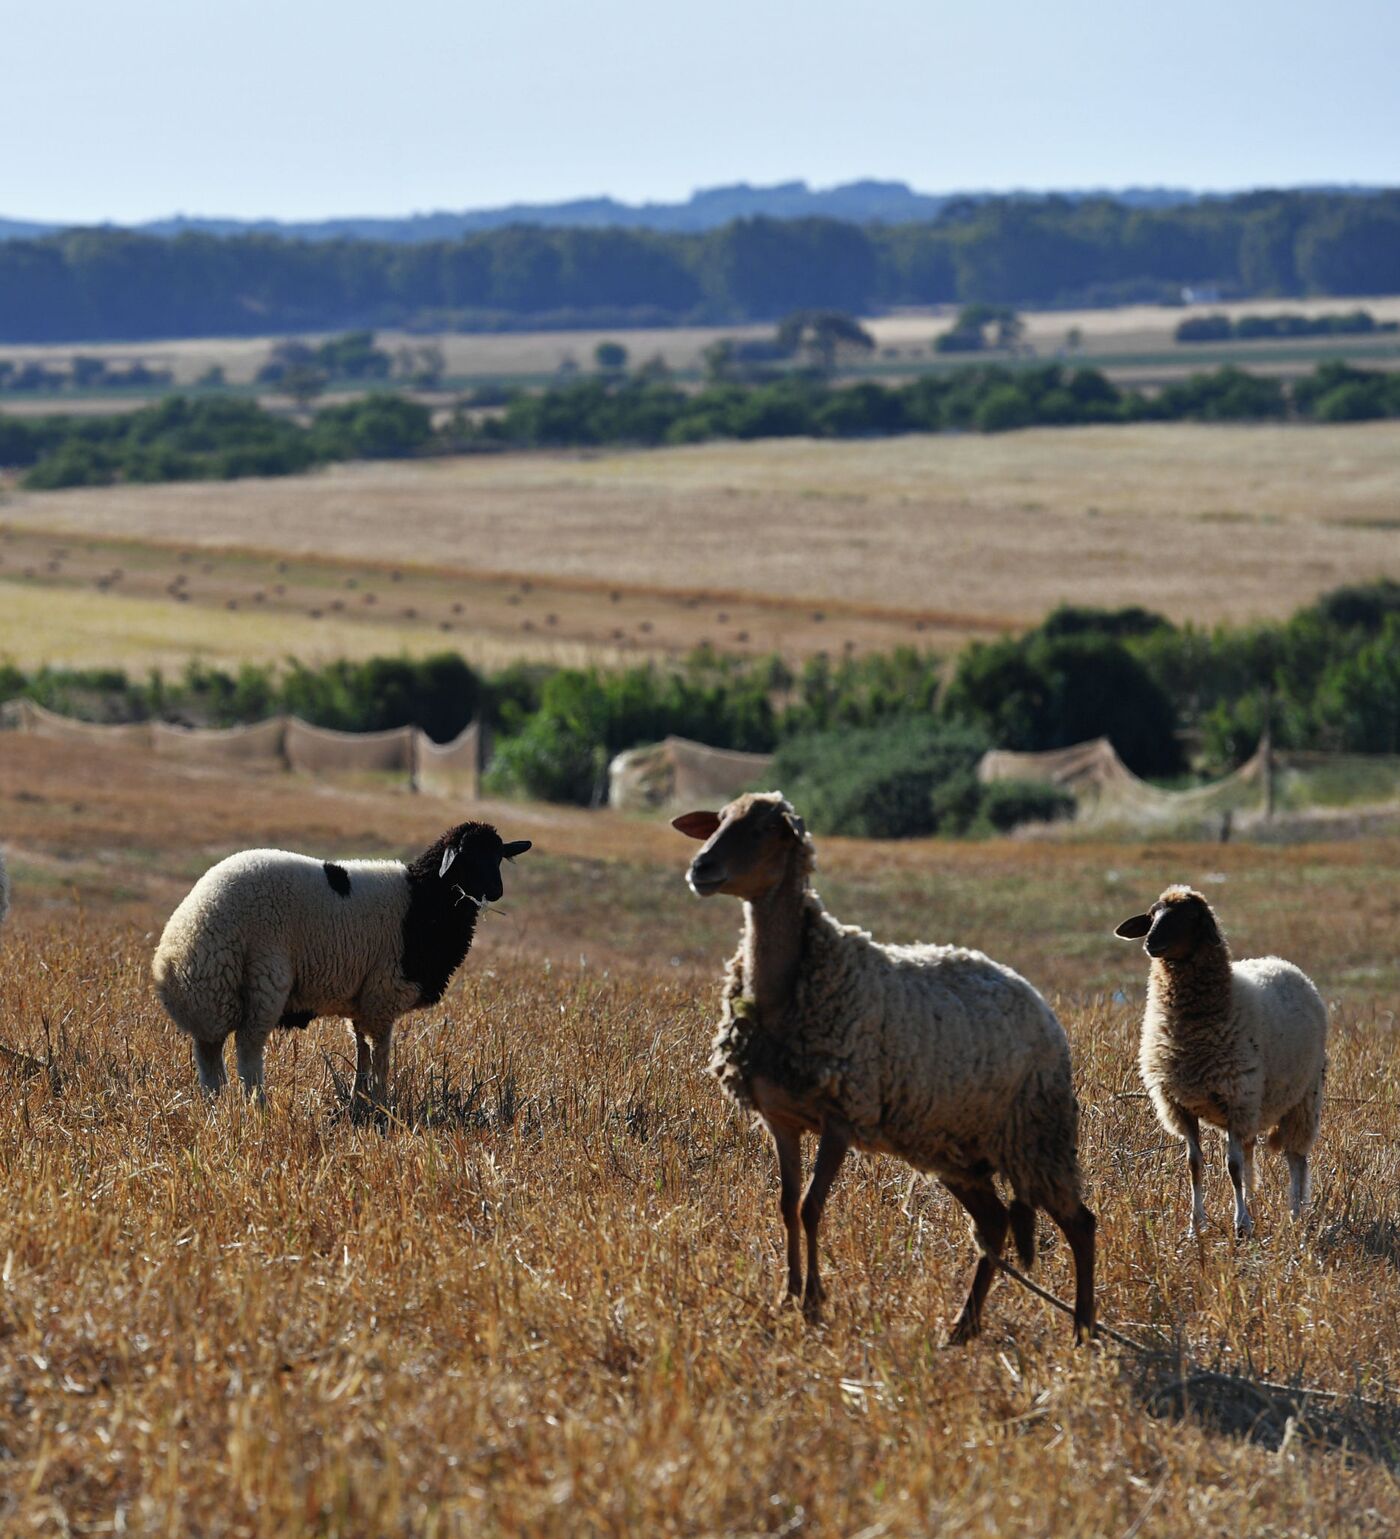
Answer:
[675,791,1096,1345]
[1114,885,1327,1238]
[152,821,530,1112]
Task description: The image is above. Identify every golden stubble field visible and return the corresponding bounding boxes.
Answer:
[3,294,1400,389]
[1,737,1399,1535]
[2,420,1399,673]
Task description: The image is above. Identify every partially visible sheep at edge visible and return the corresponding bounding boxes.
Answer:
[1114,884,1327,1238]
[152,821,531,1111]
[674,791,1096,1345]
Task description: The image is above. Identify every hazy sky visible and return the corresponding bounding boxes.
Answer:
[7,0,1398,223]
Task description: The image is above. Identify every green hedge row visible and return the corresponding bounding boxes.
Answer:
[5,581,1398,833]
[5,360,1400,488]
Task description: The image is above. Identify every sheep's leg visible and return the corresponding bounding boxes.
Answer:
[1226,1129,1254,1238]
[1181,1111,1208,1237]
[1243,1136,1257,1201]
[370,1030,393,1113]
[1046,1197,1097,1345]
[350,1023,393,1122]
[234,1031,269,1103]
[769,1121,806,1302]
[1285,1151,1311,1217]
[944,1181,1010,1345]
[194,1037,228,1096]
[800,1127,849,1318]
[352,1027,373,1106]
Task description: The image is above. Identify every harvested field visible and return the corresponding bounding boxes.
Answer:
[0,524,977,674]
[1,736,1398,1535]
[4,294,1400,391]
[2,424,1397,670]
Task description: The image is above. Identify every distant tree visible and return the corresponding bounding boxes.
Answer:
[775,309,876,374]
[594,340,628,374]
[992,308,1025,351]
[936,303,1020,354]
[70,355,108,389]
[412,344,443,390]
[701,338,735,382]
[633,353,672,382]
[316,330,392,381]
[256,339,315,385]
[1064,325,1083,353]
[196,364,227,388]
[282,363,328,408]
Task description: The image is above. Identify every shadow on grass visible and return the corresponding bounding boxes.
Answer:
[1313,1214,1400,1272]
[323,1052,548,1135]
[1132,1350,1400,1469]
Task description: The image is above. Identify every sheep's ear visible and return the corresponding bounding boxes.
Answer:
[438,845,458,879]
[1197,905,1223,946]
[672,811,721,840]
[1114,913,1152,939]
[501,839,532,860]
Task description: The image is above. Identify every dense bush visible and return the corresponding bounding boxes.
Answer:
[976,779,1078,832]
[769,721,990,839]
[1177,309,1394,343]
[942,629,1185,778]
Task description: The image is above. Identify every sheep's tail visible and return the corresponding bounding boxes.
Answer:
[1008,1200,1037,1270]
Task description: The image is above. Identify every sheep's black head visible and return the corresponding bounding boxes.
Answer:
[1114,886,1223,961]
[673,791,813,902]
[413,821,531,905]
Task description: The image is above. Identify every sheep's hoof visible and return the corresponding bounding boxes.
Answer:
[946,1313,980,1347]
[801,1286,826,1323]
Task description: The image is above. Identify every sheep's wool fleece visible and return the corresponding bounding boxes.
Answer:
[714,895,1081,1204]
[153,849,419,1040]
[1142,955,1327,1143]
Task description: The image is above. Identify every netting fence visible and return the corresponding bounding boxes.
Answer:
[1,699,482,797]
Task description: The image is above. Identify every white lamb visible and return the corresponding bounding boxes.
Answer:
[152,821,530,1110]
[675,792,1096,1344]
[1114,885,1327,1237]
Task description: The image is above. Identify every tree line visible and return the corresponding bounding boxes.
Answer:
[2,191,1399,341]
[5,360,1400,488]
[6,582,1398,834]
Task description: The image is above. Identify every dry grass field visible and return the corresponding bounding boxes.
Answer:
[3,294,1400,393]
[0,525,972,675]
[2,421,1399,674]
[2,736,1399,1535]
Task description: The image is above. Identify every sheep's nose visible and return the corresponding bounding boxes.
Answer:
[688,854,724,892]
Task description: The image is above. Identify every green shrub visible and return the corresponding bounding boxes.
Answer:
[770,720,989,839]
[976,778,1077,832]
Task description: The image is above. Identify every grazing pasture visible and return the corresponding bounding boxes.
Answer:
[1,735,1399,1534]
[2,420,1399,672]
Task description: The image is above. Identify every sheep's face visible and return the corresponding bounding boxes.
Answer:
[672,792,807,902]
[1115,887,1222,960]
[420,823,532,906]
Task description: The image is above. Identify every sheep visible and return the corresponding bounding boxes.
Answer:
[152,821,531,1111]
[1114,885,1327,1238]
[674,792,1096,1344]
